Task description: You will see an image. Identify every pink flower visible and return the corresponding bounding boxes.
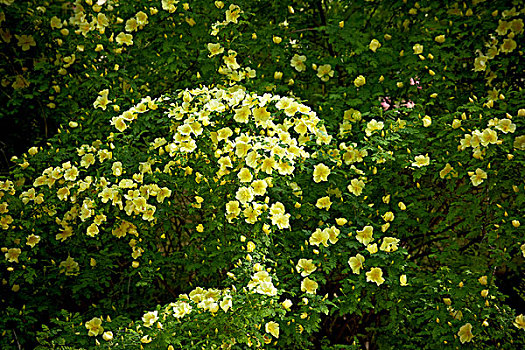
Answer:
[381,97,391,110]
[403,100,415,108]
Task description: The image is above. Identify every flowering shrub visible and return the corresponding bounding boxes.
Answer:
[1,0,524,349]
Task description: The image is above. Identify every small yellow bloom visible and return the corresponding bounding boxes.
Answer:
[354,75,366,87]
[469,168,487,186]
[514,314,525,329]
[356,226,374,246]
[366,267,385,286]
[16,34,36,51]
[348,254,365,274]
[85,317,104,337]
[369,39,381,52]
[265,321,280,338]
[413,43,423,55]
[313,163,330,183]
[301,277,318,294]
[458,323,474,343]
[412,154,430,168]
[315,196,332,211]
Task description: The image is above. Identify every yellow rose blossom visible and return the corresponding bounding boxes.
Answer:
[26,234,40,248]
[369,39,381,52]
[115,32,133,46]
[412,154,430,168]
[366,243,378,254]
[366,267,385,286]
[15,34,36,51]
[440,163,454,179]
[5,248,21,263]
[85,317,104,337]
[469,168,487,186]
[348,254,365,274]
[142,310,158,327]
[301,277,318,294]
[309,228,330,247]
[265,321,280,338]
[356,226,374,246]
[290,54,307,72]
[400,274,408,286]
[514,315,525,329]
[313,163,330,183]
[380,237,400,252]
[296,258,317,277]
[316,64,334,82]
[413,43,423,54]
[315,196,332,210]
[335,218,348,226]
[348,178,365,196]
[458,323,474,343]
[354,75,366,87]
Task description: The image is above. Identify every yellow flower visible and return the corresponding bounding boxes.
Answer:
[225,4,241,23]
[365,119,384,136]
[354,75,366,87]
[439,163,454,179]
[290,54,307,72]
[382,211,394,222]
[265,321,280,338]
[93,89,111,110]
[348,254,365,274]
[366,267,385,286]
[366,243,378,254]
[380,237,400,252]
[356,226,374,246]
[434,35,445,43]
[15,34,36,51]
[469,168,487,186]
[315,196,332,210]
[296,258,317,277]
[281,299,293,311]
[335,218,348,226]
[142,310,158,327]
[514,315,525,329]
[125,18,138,32]
[474,56,488,71]
[85,317,103,337]
[348,178,365,196]
[140,335,152,344]
[196,224,204,232]
[272,36,282,44]
[26,234,40,248]
[115,32,133,46]
[400,274,408,286]
[301,277,318,294]
[412,154,430,168]
[207,42,224,57]
[236,186,254,204]
[413,43,423,55]
[422,115,432,127]
[500,38,517,53]
[309,228,329,247]
[5,248,21,263]
[316,64,334,82]
[102,331,113,341]
[237,168,253,183]
[458,323,474,343]
[369,39,381,52]
[50,16,63,29]
[251,180,267,196]
[313,163,330,183]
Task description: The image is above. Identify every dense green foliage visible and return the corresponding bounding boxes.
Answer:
[1,0,524,349]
